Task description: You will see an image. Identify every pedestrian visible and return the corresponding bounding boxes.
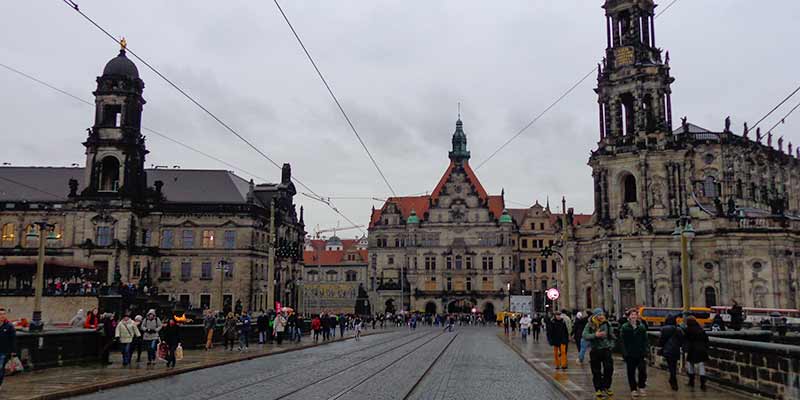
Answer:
[573,311,590,364]
[546,311,570,370]
[238,311,251,351]
[132,315,144,363]
[223,312,238,351]
[204,310,216,350]
[532,314,542,342]
[621,309,648,397]
[583,308,615,399]
[355,317,363,341]
[274,311,287,344]
[0,308,17,388]
[257,311,268,344]
[561,309,573,344]
[657,314,684,391]
[339,315,346,338]
[684,316,709,391]
[140,309,162,365]
[99,313,115,365]
[729,300,743,331]
[161,318,180,368]
[519,314,532,341]
[267,310,275,343]
[287,312,300,343]
[84,308,100,330]
[711,313,725,332]
[312,315,322,342]
[114,313,141,367]
[503,314,510,335]
[69,308,85,328]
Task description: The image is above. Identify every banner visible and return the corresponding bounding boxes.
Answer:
[510,295,532,314]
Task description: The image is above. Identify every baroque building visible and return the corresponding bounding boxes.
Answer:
[0,46,305,319]
[302,236,369,314]
[563,0,800,316]
[368,118,514,318]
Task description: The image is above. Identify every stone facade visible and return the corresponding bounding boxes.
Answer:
[302,236,369,314]
[368,119,514,318]
[563,0,800,316]
[0,47,305,315]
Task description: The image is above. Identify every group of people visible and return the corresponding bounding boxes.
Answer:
[310,313,364,342]
[513,307,710,399]
[212,309,296,351]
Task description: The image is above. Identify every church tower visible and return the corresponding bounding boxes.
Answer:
[596,0,674,147]
[82,41,149,199]
[448,118,470,163]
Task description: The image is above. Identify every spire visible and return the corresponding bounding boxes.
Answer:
[448,116,470,162]
[546,196,551,211]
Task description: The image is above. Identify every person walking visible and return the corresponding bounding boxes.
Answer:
[256,310,268,344]
[532,314,542,342]
[339,315,346,338]
[99,313,115,365]
[114,313,141,367]
[238,312,252,351]
[288,312,301,343]
[354,317,363,341]
[621,309,648,397]
[311,315,322,342]
[204,310,216,350]
[132,315,145,363]
[729,300,743,331]
[223,313,238,351]
[573,311,589,364]
[547,311,570,370]
[274,311,287,344]
[84,308,100,330]
[519,314,532,341]
[503,314,510,335]
[583,308,615,399]
[161,318,180,368]
[684,316,709,391]
[140,309,162,365]
[657,314,684,391]
[0,308,17,388]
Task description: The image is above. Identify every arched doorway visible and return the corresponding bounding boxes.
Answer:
[704,287,717,307]
[424,301,437,315]
[447,299,473,314]
[482,302,495,321]
[385,299,395,314]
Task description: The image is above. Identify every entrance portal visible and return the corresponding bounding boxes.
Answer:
[619,279,636,314]
[482,302,495,321]
[424,301,437,315]
[385,299,395,314]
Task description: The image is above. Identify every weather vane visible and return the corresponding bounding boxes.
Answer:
[119,37,127,50]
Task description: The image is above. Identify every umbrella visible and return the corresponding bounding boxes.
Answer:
[281,307,294,313]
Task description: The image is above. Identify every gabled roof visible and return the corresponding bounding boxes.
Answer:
[303,239,368,266]
[673,122,713,134]
[507,206,592,228]
[430,161,488,203]
[0,166,257,204]
[369,195,430,227]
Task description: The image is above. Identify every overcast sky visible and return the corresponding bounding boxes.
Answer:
[2,1,799,238]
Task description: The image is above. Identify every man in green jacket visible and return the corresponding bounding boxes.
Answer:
[583,308,615,399]
[620,309,649,397]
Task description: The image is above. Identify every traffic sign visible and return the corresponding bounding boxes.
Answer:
[546,288,560,301]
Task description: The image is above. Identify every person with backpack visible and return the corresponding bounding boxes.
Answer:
[583,308,615,399]
[140,309,162,365]
[684,316,709,391]
[658,314,684,391]
[621,309,648,397]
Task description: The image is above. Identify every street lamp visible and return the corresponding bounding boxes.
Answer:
[507,282,511,312]
[672,216,695,314]
[27,222,57,331]
[216,260,231,313]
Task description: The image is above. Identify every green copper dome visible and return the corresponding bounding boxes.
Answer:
[499,209,513,224]
[407,210,420,224]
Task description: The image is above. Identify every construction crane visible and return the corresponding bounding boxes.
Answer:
[313,224,364,239]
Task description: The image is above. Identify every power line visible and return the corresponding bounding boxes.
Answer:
[752,84,800,132]
[475,0,680,170]
[272,0,397,197]
[57,0,365,234]
[766,100,800,135]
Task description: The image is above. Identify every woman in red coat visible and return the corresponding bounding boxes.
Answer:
[311,316,322,343]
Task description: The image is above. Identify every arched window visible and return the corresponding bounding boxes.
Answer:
[704,287,717,307]
[704,176,718,198]
[345,271,358,282]
[99,156,120,192]
[623,174,637,203]
[326,270,338,282]
[25,224,38,247]
[1,223,15,246]
[306,270,319,282]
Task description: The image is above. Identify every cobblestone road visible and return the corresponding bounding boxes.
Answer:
[74,327,564,400]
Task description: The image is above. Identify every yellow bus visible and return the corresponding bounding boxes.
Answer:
[637,307,713,327]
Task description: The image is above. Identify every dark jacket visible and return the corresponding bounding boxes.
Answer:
[0,321,16,354]
[657,316,684,360]
[572,317,588,344]
[547,317,570,345]
[257,314,268,331]
[684,323,709,363]
[620,321,648,359]
[161,323,180,347]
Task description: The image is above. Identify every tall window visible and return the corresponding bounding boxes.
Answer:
[161,230,174,248]
[425,256,436,271]
[346,271,358,281]
[99,156,120,192]
[96,226,112,246]
[132,261,141,278]
[455,255,463,270]
[181,261,192,280]
[201,262,212,279]
[623,174,637,203]
[326,270,338,282]
[307,270,319,282]
[200,294,211,310]
[466,277,472,291]
[465,256,472,270]
[446,256,452,270]
[446,277,452,291]
[202,230,215,248]
[141,229,151,246]
[182,230,194,248]
[704,287,717,307]
[704,176,719,198]
[224,230,236,249]
[551,260,558,273]
[160,260,172,279]
[224,262,234,279]
[519,259,525,273]
[25,224,38,247]
[521,239,528,248]
[541,259,547,274]
[1,223,15,246]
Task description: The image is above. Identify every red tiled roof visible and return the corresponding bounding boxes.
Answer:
[303,239,367,266]
[549,213,592,226]
[430,161,488,202]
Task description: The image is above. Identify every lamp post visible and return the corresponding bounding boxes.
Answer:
[507,282,511,312]
[672,216,695,314]
[216,260,230,313]
[28,222,56,331]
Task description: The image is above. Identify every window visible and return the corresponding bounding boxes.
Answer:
[98,156,120,192]
[455,255,463,270]
[623,174,637,203]
[394,238,400,247]
[201,262,212,279]
[540,223,545,230]
[326,270,338,282]
[200,294,211,310]
[142,229,151,246]
[181,261,192,280]
[182,230,194,248]
[25,224,38,247]
[465,256,472,270]
[346,271,358,281]
[521,239,528,248]
[466,277,472,291]
[160,260,172,279]
[307,270,319,282]
[425,256,436,271]
[541,259,547,273]
[224,230,236,249]
[704,287,717,307]
[446,256,452,270]
[551,260,558,273]
[96,226,112,246]
[752,262,763,271]
[704,262,714,271]
[519,259,525,273]
[430,276,437,282]
[446,277,452,291]
[202,230,215,248]
[179,294,190,308]
[161,230,174,248]
[224,262,234,279]
[482,256,494,270]
[102,104,122,127]
[388,255,395,265]
[1,223,15,245]
[132,261,141,278]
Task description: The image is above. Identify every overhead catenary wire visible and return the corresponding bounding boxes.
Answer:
[475,0,680,170]
[752,84,800,132]
[57,0,365,234]
[765,100,800,136]
[272,0,397,197]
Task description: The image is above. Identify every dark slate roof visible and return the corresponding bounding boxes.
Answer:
[673,122,712,134]
[102,50,140,79]
[0,167,254,204]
